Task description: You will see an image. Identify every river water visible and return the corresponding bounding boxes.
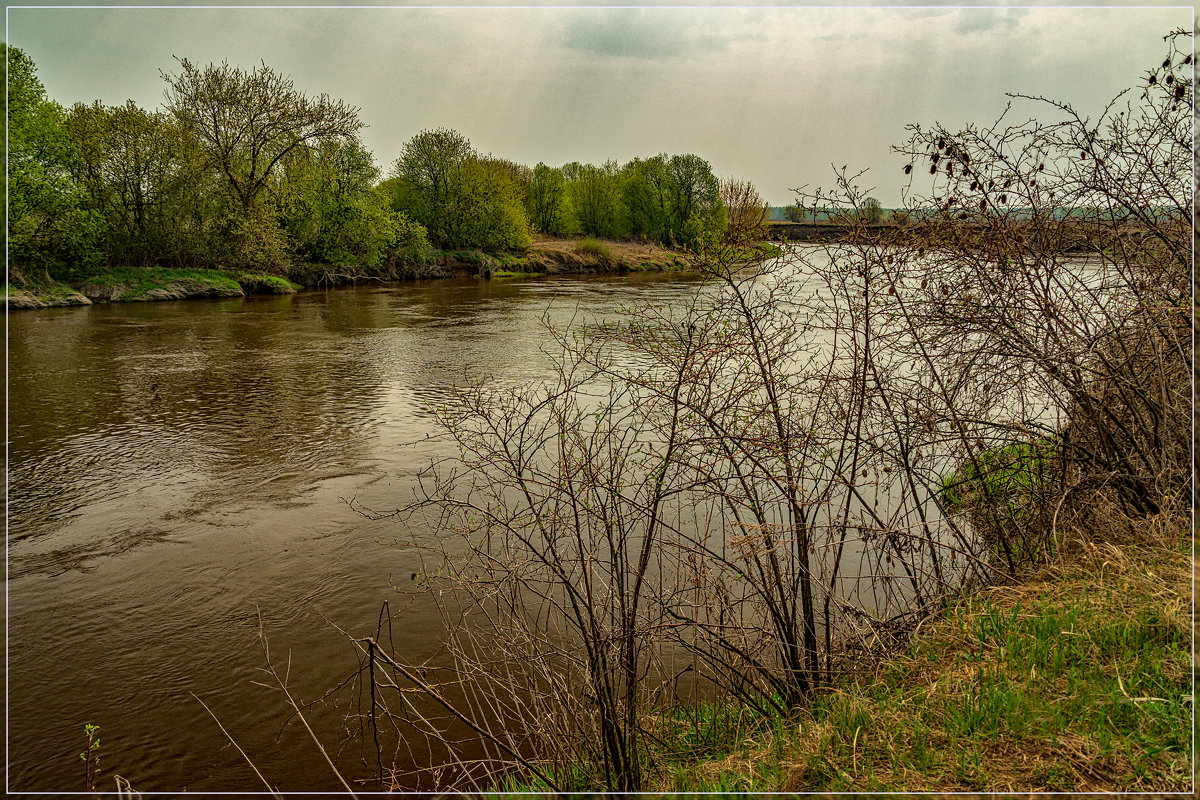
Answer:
[7,273,707,792]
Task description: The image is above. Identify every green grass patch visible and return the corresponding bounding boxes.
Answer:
[574,237,617,265]
[237,273,300,294]
[938,437,1059,512]
[756,242,783,259]
[64,266,244,301]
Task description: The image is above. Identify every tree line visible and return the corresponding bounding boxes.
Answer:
[6,47,757,287]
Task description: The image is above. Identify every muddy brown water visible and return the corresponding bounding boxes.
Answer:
[7,273,711,792]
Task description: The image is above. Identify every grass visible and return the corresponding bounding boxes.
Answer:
[649,501,1191,793]
[938,437,1059,512]
[236,272,301,294]
[66,266,244,300]
[573,237,618,265]
[487,497,1190,794]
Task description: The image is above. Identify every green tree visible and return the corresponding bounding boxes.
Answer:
[665,153,722,245]
[65,100,203,268]
[621,156,671,242]
[6,45,83,280]
[565,160,624,239]
[859,196,884,223]
[526,162,575,236]
[163,58,362,270]
[445,156,532,250]
[782,203,808,222]
[163,58,363,217]
[390,127,474,248]
[279,137,430,273]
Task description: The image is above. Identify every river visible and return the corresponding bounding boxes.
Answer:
[7,272,707,792]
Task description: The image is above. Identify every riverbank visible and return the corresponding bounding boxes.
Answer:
[4,236,695,310]
[491,494,1191,794]
[611,498,1192,793]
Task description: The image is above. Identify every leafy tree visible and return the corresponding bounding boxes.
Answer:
[64,100,203,268]
[526,162,575,236]
[6,45,83,280]
[445,156,532,250]
[162,58,362,270]
[564,160,624,239]
[665,153,722,245]
[620,155,671,242]
[619,153,723,246]
[859,196,884,223]
[279,137,376,264]
[782,203,809,222]
[390,127,474,248]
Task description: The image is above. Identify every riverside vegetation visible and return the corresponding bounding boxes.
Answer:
[324,30,1189,794]
[5,47,765,308]
[27,30,1192,795]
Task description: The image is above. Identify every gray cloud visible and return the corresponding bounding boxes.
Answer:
[6,5,1190,208]
[953,8,1029,36]
[561,8,749,61]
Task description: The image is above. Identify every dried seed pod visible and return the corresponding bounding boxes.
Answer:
[1175,85,1185,100]
[1166,74,1174,85]
[1038,164,1045,171]
[930,164,937,175]
[969,180,978,191]
[1148,74,1157,85]
[1163,57,1171,69]
[904,164,913,174]
[999,193,1007,204]
[979,199,987,211]
[946,162,953,175]
[937,137,945,149]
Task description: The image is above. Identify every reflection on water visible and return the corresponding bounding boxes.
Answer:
[7,273,702,792]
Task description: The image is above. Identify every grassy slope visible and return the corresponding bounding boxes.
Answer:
[647,503,1192,794]
[5,237,694,307]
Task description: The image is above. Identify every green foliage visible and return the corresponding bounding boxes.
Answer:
[64,99,203,268]
[445,156,533,250]
[527,162,575,236]
[391,127,474,248]
[80,723,101,792]
[938,438,1058,512]
[619,153,724,246]
[564,159,625,239]
[574,237,617,265]
[163,57,362,218]
[859,196,884,223]
[782,203,809,222]
[237,273,300,294]
[6,44,82,280]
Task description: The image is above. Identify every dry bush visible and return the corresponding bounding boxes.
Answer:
[339,31,1192,793]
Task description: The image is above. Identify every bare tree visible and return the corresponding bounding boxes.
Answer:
[333,30,1191,794]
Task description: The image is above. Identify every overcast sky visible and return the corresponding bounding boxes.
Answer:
[6,2,1192,206]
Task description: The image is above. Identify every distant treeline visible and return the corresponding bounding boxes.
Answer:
[6,47,767,287]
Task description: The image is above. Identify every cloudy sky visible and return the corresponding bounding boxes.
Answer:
[6,2,1192,206]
